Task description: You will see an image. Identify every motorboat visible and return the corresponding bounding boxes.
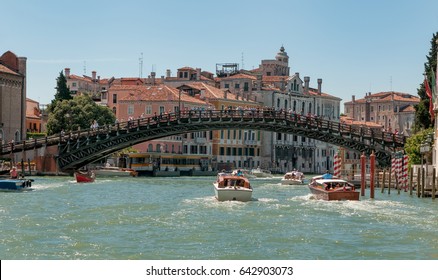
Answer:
[281,171,304,185]
[0,178,33,192]
[231,169,256,178]
[94,166,138,177]
[250,167,273,178]
[308,177,359,201]
[213,172,253,202]
[74,170,95,183]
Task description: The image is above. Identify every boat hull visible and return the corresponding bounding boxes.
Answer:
[281,179,304,185]
[94,169,137,177]
[74,172,95,183]
[308,185,359,201]
[0,179,33,192]
[214,184,253,202]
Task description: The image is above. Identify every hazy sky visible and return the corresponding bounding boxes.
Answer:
[2,0,438,107]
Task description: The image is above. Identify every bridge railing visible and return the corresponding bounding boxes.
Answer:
[0,109,405,155]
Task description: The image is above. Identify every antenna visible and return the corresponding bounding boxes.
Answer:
[83,61,86,75]
[139,53,143,78]
[241,52,244,70]
[390,76,393,91]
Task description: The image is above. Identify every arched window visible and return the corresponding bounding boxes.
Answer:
[156,144,161,152]
[148,144,153,152]
[112,107,116,114]
[284,100,288,110]
[301,102,305,113]
[293,100,296,111]
[277,98,281,108]
[14,131,20,142]
[308,103,312,114]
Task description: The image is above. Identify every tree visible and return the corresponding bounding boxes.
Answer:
[404,128,434,165]
[414,32,438,131]
[49,70,72,110]
[46,94,116,135]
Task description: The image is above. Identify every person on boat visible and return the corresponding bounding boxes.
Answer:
[10,166,18,179]
[236,169,243,176]
[322,170,333,179]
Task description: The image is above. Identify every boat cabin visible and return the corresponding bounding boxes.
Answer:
[216,174,251,189]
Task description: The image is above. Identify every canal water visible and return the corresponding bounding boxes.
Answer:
[0,175,437,260]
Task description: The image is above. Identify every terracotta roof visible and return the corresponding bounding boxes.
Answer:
[344,91,419,104]
[0,64,20,76]
[219,73,256,81]
[340,116,383,128]
[262,76,288,82]
[308,88,341,100]
[178,66,195,71]
[115,85,207,105]
[181,82,258,103]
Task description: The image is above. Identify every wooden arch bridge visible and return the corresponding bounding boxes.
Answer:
[0,109,405,171]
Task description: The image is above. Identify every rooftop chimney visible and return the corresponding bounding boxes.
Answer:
[196,68,201,81]
[317,78,322,95]
[65,68,70,78]
[92,71,96,81]
[257,74,262,91]
[151,72,156,85]
[166,69,171,78]
[352,95,355,102]
[304,76,310,94]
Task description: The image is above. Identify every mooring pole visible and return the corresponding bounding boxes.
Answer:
[360,152,366,197]
[370,151,375,199]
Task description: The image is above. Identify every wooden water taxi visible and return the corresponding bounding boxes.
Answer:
[213,172,253,202]
[308,178,359,201]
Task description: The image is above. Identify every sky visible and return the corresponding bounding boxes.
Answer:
[2,0,438,108]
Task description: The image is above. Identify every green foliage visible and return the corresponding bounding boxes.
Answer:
[26,132,46,139]
[49,71,72,111]
[46,94,116,135]
[404,128,434,165]
[414,32,438,130]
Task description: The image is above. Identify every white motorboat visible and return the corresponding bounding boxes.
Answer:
[250,167,273,178]
[213,172,253,202]
[94,166,138,177]
[280,171,304,185]
[231,169,256,178]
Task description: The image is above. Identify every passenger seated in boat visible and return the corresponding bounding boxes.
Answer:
[10,166,18,179]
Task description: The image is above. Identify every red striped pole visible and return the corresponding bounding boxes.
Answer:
[361,152,366,197]
[370,151,375,199]
[334,152,341,178]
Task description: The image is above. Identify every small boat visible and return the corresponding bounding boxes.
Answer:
[213,172,253,202]
[308,177,359,201]
[94,166,138,177]
[231,169,256,178]
[0,178,33,192]
[281,171,304,185]
[74,171,95,183]
[250,167,273,178]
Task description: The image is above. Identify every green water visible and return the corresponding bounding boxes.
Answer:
[0,176,437,259]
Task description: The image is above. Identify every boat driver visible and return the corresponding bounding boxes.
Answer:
[10,166,18,179]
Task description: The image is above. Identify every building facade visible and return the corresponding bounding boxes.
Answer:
[0,51,27,145]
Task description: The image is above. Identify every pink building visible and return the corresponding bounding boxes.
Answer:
[112,84,210,153]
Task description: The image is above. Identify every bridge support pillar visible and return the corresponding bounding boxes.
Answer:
[361,152,366,197]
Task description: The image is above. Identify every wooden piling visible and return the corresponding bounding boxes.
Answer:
[421,167,425,198]
[388,167,392,194]
[409,167,413,196]
[370,151,375,199]
[381,169,386,193]
[360,153,366,197]
[417,167,421,198]
[432,167,436,200]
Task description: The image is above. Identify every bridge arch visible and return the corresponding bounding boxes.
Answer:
[0,110,405,171]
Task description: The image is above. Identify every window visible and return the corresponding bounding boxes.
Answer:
[267,72,271,76]
[159,106,165,114]
[128,105,134,115]
[113,94,117,104]
[235,83,240,89]
[184,72,188,78]
[244,82,249,91]
[72,82,77,87]
[146,105,152,115]
[277,98,280,108]
[220,147,225,155]
[224,84,229,88]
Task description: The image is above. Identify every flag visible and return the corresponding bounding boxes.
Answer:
[431,68,437,103]
[425,76,434,120]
